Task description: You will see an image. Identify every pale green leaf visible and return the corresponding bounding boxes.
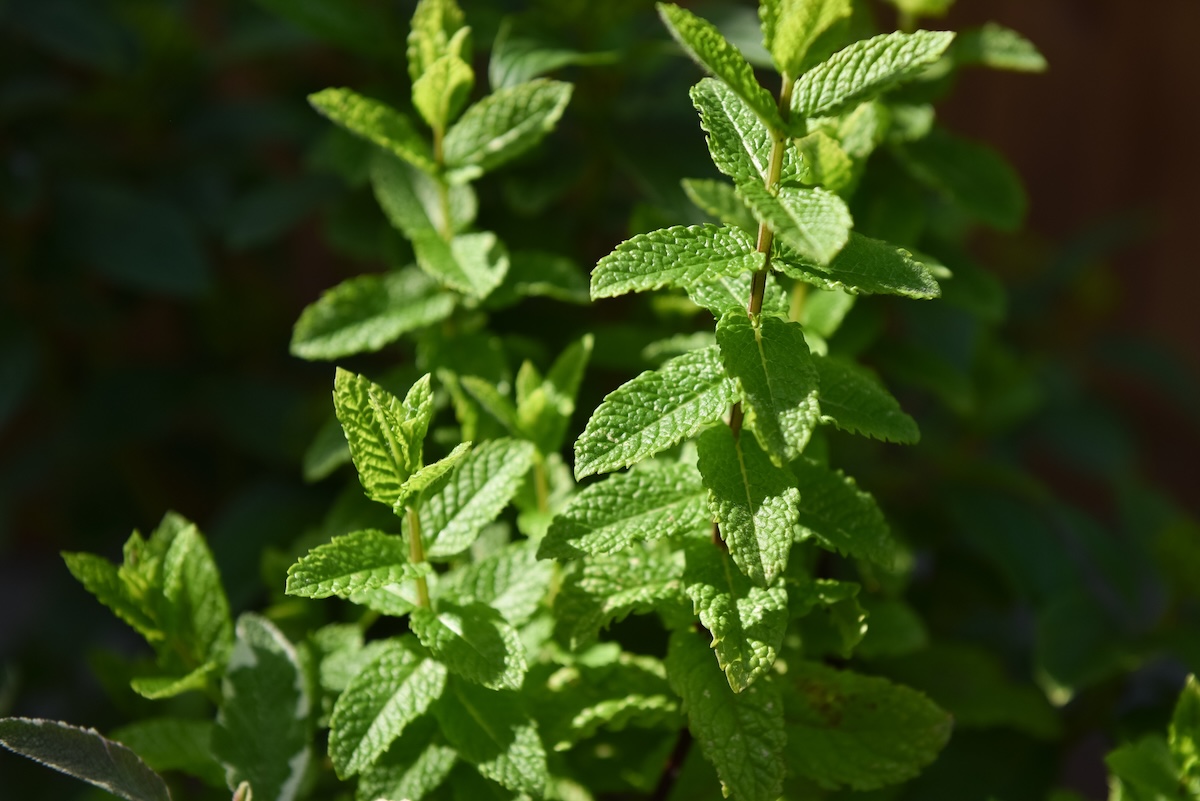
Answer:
[372,150,477,240]
[884,0,954,18]
[790,456,896,565]
[1170,675,1200,785]
[774,232,940,298]
[334,369,432,505]
[697,425,799,587]
[798,287,856,339]
[736,181,851,265]
[329,638,448,778]
[574,346,738,479]
[689,78,800,186]
[212,613,311,801]
[437,541,553,626]
[129,664,218,700]
[160,519,233,667]
[110,718,224,789]
[291,268,456,361]
[62,550,160,643]
[682,178,758,234]
[0,718,171,801]
[666,629,786,801]
[684,540,788,693]
[540,463,709,560]
[434,678,548,795]
[716,312,820,463]
[356,717,456,801]
[656,3,784,133]
[518,333,594,455]
[687,267,789,319]
[443,79,573,180]
[285,529,430,599]
[421,438,537,559]
[791,30,956,119]
[412,230,510,299]
[812,355,919,443]
[796,130,854,191]
[407,0,468,84]
[309,88,436,174]
[591,223,761,299]
[396,441,473,511]
[954,22,1047,73]
[413,53,474,133]
[457,374,523,439]
[488,19,617,90]
[411,601,527,691]
[782,661,951,790]
[760,0,851,78]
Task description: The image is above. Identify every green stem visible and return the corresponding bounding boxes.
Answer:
[789,280,809,322]
[533,451,551,516]
[407,505,431,608]
[433,126,453,240]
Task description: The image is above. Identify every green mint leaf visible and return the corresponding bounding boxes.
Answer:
[656,3,785,133]
[782,661,951,790]
[329,638,448,778]
[310,624,393,697]
[212,614,312,801]
[457,374,523,438]
[413,52,474,133]
[356,716,457,801]
[894,127,1026,230]
[443,79,573,180]
[420,438,537,559]
[333,369,432,506]
[285,528,430,599]
[407,0,468,84]
[954,23,1047,73]
[666,629,786,801]
[130,663,219,701]
[290,268,456,361]
[309,88,436,174]
[687,268,790,319]
[574,345,737,479]
[411,231,510,300]
[791,30,956,119]
[110,718,224,789]
[716,312,821,463]
[796,130,854,191]
[540,463,709,560]
[555,546,685,649]
[62,550,161,645]
[684,539,788,693]
[690,78,801,186]
[682,178,758,234]
[760,0,851,78]
[591,223,762,300]
[0,717,171,801]
[813,355,920,444]
[434,678,549,795]
[735,181,851,265]
[517,334,594,455]
[774,232,940,298]
[372,151,477,240]
[791,456,896,566]
[799,286,856,340]
[789,578,866,659]
[1170,675,1200,784]
[159,518,233,667]
[488,19,617,90]
[436,541,553,626]
[487,250,590,307]
[395,440,473,511]
[697,425,799,587]
[411,601,527,691]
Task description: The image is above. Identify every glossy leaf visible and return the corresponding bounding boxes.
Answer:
[774,232,940,298]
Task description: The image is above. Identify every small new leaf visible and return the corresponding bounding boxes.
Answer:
[697,425,800,587]
[407,0,468,84]
[591,224,762,299]
[309,88,436,174]
[813,356,920,444]
[736,181,851,265]
[574,346,738,478]
[443,80,573,180]
[760,0,852,78]
[412,53,474,133]
[395,441,472,512]
[410,601,527,691]
[285,529,430,599]
[791,30,955,119]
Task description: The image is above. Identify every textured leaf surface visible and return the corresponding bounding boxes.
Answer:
[334,369,431,506]
[291,268,455,361]
[697,425,799,587]
[407,0,467,84]
[684,540,788,693]
[309,88,435,173]
[591,224,762,299]
[774,232,940,298]
[411,230,509,299]
[443,80,572,179]
[760,0,851,77]
[110,718,224,788]
[434,679,548,795]
[396,441,472,512]
[687,269,789,319]
[372,151,475,240]
[791,30,955,119]
[413,52,473,132]
[411,601,527,691]
[736,181,851,265]
[791,457,895,565]
[690,79,799,186]
[556,547,684,649]
[717,312,820,463]
[657,3,784,133]
[437,541,553,625]
[782,661,951,790]
[574,346,737,478]
[540,463,709,560]
[813,356,919,443]
[212,614,311,801]
[329,639,448,777]
[421,438,537,559]
[0,718,171,801]
[666,630,786,801]
[285,529,429,599]
[356,717,457,801]
[682,178,758,234]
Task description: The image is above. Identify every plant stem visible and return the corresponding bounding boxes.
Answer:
[407,505,431,608]
[650,726,693,801]
[533,451,551,515]
[433,126,453,240]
